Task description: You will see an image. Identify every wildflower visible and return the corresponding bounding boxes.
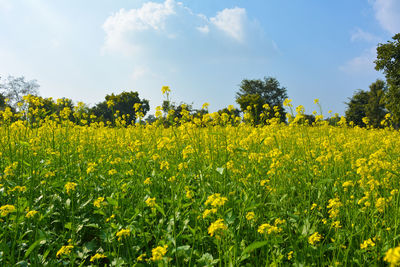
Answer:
[90,253,106,262]
[0,205,16,216]
[185,186,193,199]
[106,214,115,222]
[311,203,318,210]
[314,99,319,104]
[64,182,77,194]
[145,197,156,208]
[108,169,117,175]
[308,232,323,246]
[274,218,286,225]
[26,210,38,218]
[205,193,228,207]
[384,246,400,266]
[116,228,130,241]
[202,102,210,110]
[144,177,152,185]
[160,161,169,170]
[161,86,170,94]
[93,197,106,208]
[375,197,386,213]
[360,238,375,250]
[246,212,255,221]
[202,208,217,219]
[56,245,74,258]
[151,245,168,261]
[327,198,342,218]
[331,221,341,229]
[137,253,146,261]
[8,185,26,193]
[208,219,227,237]
[288,251,293,260]
[258,223,282,235]
[86,162,97,174]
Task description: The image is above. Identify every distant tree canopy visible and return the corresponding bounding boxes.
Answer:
[375,33,400,125]
[345,79,387,127]
[91,91,150,125]
[0,75,40,110]
[236,77,288,124]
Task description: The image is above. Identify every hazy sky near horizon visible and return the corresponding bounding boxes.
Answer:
[1,0,399,115]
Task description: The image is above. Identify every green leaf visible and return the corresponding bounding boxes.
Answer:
[24,238,46,259]
[216,167,224,175]
[241,241,269,255]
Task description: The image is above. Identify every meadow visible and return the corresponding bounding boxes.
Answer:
[1,102,400,266]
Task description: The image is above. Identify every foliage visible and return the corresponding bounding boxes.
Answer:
[365,79,388,128]
[345,90,370,127]
[375,33,400,125]
[236,77,288,124]
[91,91,149,125]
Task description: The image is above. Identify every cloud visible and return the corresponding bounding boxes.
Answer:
[339,47,377,74]
[210,7,247,42]
[350,28,380,43]
[0,0,12,11]
[131,66,152,81]
[372,0,400,34]
[102,0,251,55]
[102,0,177,54]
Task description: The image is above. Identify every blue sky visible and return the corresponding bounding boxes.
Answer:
[1,0,399,116]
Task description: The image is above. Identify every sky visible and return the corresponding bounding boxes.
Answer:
[1,0,399,116]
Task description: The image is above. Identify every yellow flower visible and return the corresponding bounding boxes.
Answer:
[202,208,217,219]
[208,219,227,237]
[360,238,375,250]
[145,197,156,208]
[86,162,97,174]
[106,214,115,222]
[202,102,210,110]
[151,245,168,261]
[144,177,152,185]
[56,245,74,258]
[384,246,400,266]
[161,86,171,94]
[308,232,323,246]
[246,212,255,221]
[258,223,282,235]
[311,203,318,210]
[288,251,293,260]
[205,193,228,207]
[0,205,16,216]
[64,182,77,194]
[26,210,38,218]
[375,197,386,213]
[116,228,130,241]
[93,197,106,208]
[137,253,146,262]
[314,99,319,104]
[90,253,106,262]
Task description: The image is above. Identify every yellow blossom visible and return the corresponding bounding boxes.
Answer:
[137,253,146,262]
[208,219,227,237]
[145,197,156,208]
[384,246,400,266]
[151,245,168,261]
[360,238,375,249]
[64,182,77,194]
[93,197,106,208]
[202,208,217,219]
[26,210,38,218]
[116,228,130,241]
[90,253,106,262]
[0,205,16,216]
[258,223,282,235]
[246,212,255,221]
[144,177,152,185]
[161,86,170,94]
[205,193,228,207]
[56,245,74,258]
[308,232,323,246]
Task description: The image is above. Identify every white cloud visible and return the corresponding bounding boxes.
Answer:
[372,0,400,34]
[0,0,12,11]
[210,7,247,42]
[197,25,209,34]
[339,47,377,74]
[102,0,177,54]
[351,28,380,43]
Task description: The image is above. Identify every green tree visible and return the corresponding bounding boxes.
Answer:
[365,79,387,128]
[235,77,288,124]
[91,91,149,125]
[375,33,400,125]
[0,93,6,110]
[345,90,369,127]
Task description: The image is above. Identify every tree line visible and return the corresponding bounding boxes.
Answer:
[1,33,400,128]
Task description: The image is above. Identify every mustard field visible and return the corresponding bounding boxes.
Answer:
[1,107,400,266]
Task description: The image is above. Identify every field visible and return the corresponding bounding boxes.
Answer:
[1,112,400,266]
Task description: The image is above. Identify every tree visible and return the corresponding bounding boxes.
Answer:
[236,77,288,124]
[0,93,6,111]
[0,75,40,110]
[345,90,369,127]
[375,34,400,125]
[365,79,387,128]
[91,91,149,125]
